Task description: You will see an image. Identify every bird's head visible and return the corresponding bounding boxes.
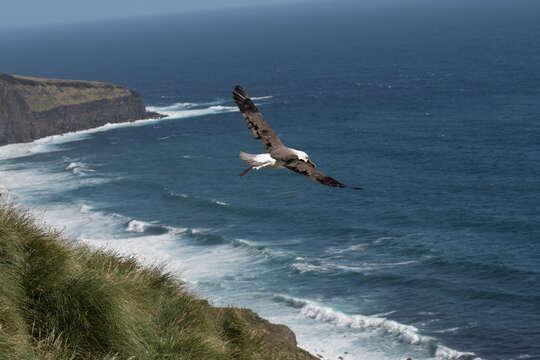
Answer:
[296,150,317,168]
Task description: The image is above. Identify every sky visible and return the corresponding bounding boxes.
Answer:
[3,0,535,30]
[0,0,316,29]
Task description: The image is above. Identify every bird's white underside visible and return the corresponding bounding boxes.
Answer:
[239,148,310,170]
[239,152,282,170]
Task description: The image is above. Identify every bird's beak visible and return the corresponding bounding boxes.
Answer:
[308,159,316,168]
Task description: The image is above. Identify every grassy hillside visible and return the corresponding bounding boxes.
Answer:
[1,74,133,112]
[0,204,316,360]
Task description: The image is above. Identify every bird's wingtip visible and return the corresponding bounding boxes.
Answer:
[233,84,246,96]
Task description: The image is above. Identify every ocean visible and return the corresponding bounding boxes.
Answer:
[1,1,539,359]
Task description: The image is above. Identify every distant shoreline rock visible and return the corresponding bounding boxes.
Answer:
[0,73,166,145]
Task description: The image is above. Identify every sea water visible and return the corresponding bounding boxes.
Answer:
[1,1,539,359]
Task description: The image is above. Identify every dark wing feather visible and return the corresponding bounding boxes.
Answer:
[233,85,283,153]
[285,159,361,189]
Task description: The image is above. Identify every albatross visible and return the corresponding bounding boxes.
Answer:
[233,85,361,189]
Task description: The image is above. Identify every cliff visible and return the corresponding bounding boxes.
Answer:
[0,204,318,360]
[0,74,164,145]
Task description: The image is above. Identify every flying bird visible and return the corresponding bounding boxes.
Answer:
[233,85,361,189]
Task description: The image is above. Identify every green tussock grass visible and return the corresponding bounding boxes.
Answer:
[0,204,315,360]
[5,74,132,112]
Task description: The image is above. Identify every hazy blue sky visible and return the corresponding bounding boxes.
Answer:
[3,0,532,30]
[1,0,318,29]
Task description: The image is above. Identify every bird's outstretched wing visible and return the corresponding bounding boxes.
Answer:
[284,159,362,189]
[233,85,284,154]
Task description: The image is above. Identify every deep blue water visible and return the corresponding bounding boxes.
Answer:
[1,2,540,359]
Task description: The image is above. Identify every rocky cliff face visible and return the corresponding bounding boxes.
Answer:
[0,74,163,145]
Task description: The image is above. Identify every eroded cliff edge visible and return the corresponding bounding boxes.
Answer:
[0,74,164,145]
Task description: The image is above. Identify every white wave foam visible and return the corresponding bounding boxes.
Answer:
[0,133,89,160]
[189,228,207,235]
[326,243,368,254]
[147,104,238,120]
[273,295,429,345]
[156,102,198,110]
[125,219,184,236]
[273,295,479,360]
[291,259,416,274]
[214,200,229,206]
[435,345,480,360]
[0,119,158,161]
[433,327,460,334]
[0,165,109,203]
[0,99,236,162]
[374,236,393,244]
[291,261,368,274]
[65,161,94,176]
[151,99,227,112]
[291,262,330,273]
[126,219,151,233]
[147,95,273,121]
[158,135,177,140]
[79,204,93,214]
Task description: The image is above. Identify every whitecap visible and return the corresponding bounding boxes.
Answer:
[125,219,170,235]
[79,204,93,214]
[64,161,94,176]
[433,327,460,334]
[290,258,415,275]
[126,219,150,233]
[374,236,393,244]
[326,243,368,254]
[273,295,481,360]
[149,99,227,112]
[291,262,329,273]
[435,345,480,360]
[149,104,238,120]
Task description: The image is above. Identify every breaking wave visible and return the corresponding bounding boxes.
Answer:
[147,102,238,119]
[147,95,271,120]
[125,219,170,235]
[65,161,94,176]
[290,259,417,274]
[273,295,480,360]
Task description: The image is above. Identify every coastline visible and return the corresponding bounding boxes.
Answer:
[0,98,318,359]
[0,101,482,360]
[0,73,167,145]
[0,112,171,161]
[0,203,318,359]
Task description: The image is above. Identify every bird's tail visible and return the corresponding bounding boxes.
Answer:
[239,152,257,165]
[238,152,262,165]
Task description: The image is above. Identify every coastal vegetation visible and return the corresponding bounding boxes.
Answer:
[0,203,316,360]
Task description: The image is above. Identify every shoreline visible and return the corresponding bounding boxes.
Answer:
[0,101,481,360]
[0,202,318,359]
[0,102,480,359]
[0,110,172,160]
[0,73,167,145]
